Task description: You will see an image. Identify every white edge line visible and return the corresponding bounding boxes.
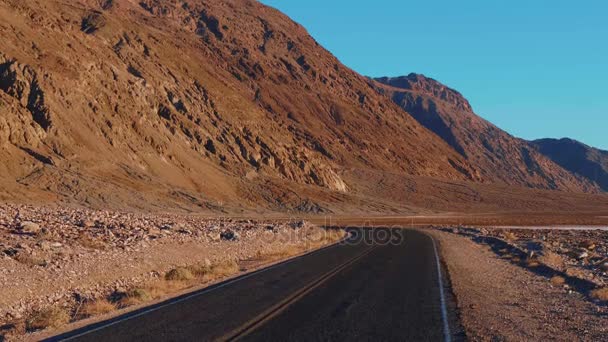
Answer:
[430,236,452,342]
[58,237,347,341]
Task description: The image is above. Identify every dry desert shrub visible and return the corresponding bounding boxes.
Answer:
[565,267,586,278]
[590,287,608,301]
[550,276,566,286]
[25,307,70,331]
[77,235,106,250]
[117,288,153,308]
[503,231,518,242]
[14,253,47,267]
[255,245,304,262]
[526,258,540,267]
[209,260,239,278]
[539,251,565,270]
[165,267,195,281]
[150,279,190,297]
[187,259,240,280]
[79,299,116,318]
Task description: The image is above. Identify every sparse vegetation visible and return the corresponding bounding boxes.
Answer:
[526,258,540,267]
[539,251,565,270]
[79,299,116,318]
[565,268,585,278]
[590,287,608,301]
[255,245,304,262]
[14,253,47,267]
[165,267,195,281]
[187,259,240,280]
[117,288,153,308]
[503,231,518,242]
[25,307,70,331]
[77,234,106,250]
[550,276,566,286]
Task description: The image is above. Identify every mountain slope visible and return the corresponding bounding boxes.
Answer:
[0,0,481,210]
[373,74,598,192]
[0,0,604,214]
[532,138,608,191]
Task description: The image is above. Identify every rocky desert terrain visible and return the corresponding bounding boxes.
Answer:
[0,0,607,214]
[431,228,608,341]
[0,204,343,340]
[1,0,607,340]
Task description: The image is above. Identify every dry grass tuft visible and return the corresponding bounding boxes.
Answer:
[79,299,116,318]
[565,267,585,278]
[539,251,565,270]
[210,260,240,278]
[187,260,240,280]
[590,287,608,301]
[526,258,540,267]
[255,245,304,263]
[165,267,195,281]
[25,307,70,331]
[550,275,566,286]
[143,280,189,299]
[511,256,521,263]
[117,288,153,308]
[77,235,106,250]
[14,253,47,267]
[503,231,518,242]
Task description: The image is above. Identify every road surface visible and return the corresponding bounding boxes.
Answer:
[48,229,459,341]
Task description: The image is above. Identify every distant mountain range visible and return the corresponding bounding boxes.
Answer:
[373,74,599,192]
[0,0,606,213]
[531,138,608,191]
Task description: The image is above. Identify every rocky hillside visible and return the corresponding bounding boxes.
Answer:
[0,0,605,213]
[0,0,486,211]
[532,138,608,191]
[373,74,598,192]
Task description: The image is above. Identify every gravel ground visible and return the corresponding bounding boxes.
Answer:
[0,204,339,338]
[430,229,608,341]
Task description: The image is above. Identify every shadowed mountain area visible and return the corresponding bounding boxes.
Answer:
[373,74,598,192]
[531,138,608,192]
[0,0,606,214]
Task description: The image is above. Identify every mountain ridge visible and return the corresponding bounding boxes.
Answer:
[0,0,606,214]
[373,74,599,192]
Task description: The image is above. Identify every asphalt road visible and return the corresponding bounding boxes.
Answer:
[48,229,459,342]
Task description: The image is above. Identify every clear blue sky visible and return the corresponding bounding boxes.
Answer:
[261,0,608,150]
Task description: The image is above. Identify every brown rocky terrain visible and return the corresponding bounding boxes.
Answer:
[0,0,606,215]
[0,203,341,339]
[373,74,598,192]
[0,0,476,212]
[431,229,608,341]
[532,138,608,191]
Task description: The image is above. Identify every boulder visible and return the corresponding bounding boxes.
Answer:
[220,229,240,241]
[289,220,305,230]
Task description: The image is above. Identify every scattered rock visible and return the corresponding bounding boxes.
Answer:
[220,229,240,241]
[159,224,173,231]
[577,251,589,260]
[289,220,305,230]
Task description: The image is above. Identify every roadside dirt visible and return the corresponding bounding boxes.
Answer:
[430,230,608,341]
[0,204,342,340]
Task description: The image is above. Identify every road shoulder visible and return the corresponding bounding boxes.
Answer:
[428,230,608,341]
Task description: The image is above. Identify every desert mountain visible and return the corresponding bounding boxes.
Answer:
[0,0,606,214]
[532,138,608,192]
[373,74,598,192]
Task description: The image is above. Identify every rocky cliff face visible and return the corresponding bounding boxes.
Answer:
[374,74,598,192]
[0,0,483,211]
[0,0,603,213]
[532,138,608,192]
